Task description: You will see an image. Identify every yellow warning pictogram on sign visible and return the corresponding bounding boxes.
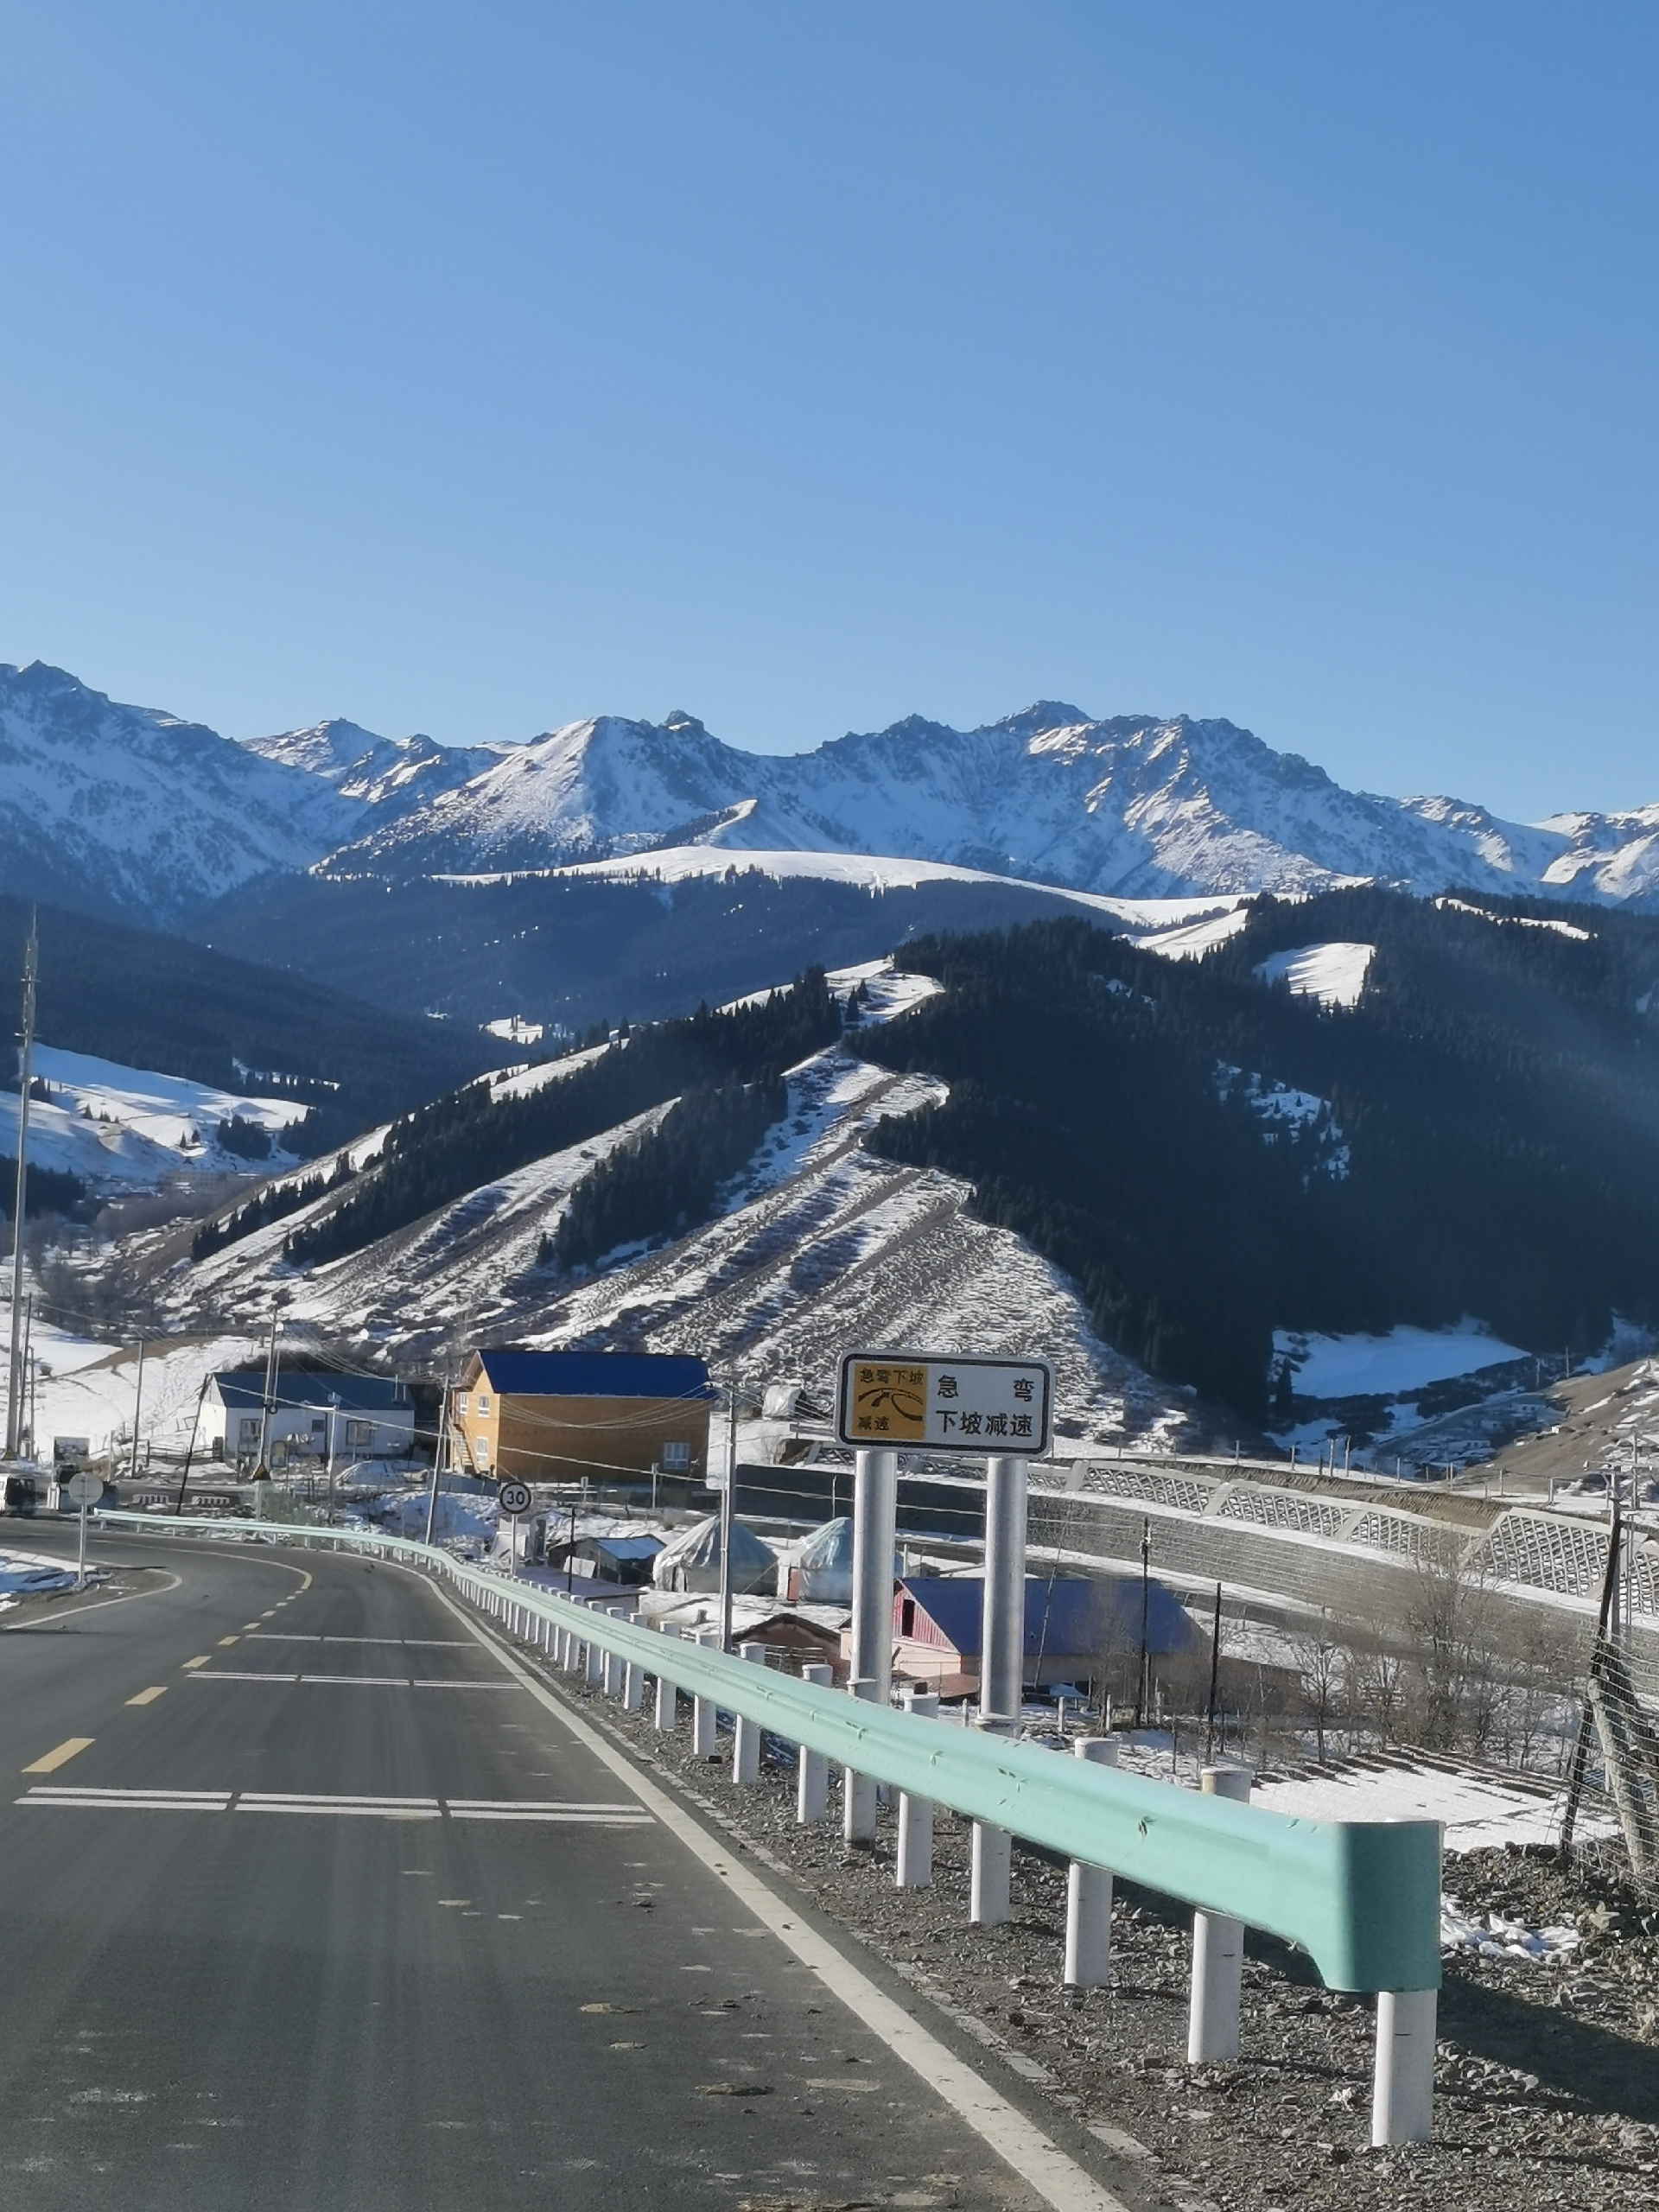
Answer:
[846,1361,927,1442]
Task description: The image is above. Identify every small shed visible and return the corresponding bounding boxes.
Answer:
[885,1573,1196,1697]
[547,1532,664,1587]
[652,1513,776,1595]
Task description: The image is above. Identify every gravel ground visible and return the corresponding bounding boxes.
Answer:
[524,1636,1659,2211]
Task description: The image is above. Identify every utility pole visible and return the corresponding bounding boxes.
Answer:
[128,1339,147,1480]
[255,1313,283,1476]
[327,1392,340,1526]
[423,1382,451,1547]
[1134,1516,1152,1730]
[6,910,38,1459]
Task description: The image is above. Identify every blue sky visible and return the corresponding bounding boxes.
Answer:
[1,3,1656,817]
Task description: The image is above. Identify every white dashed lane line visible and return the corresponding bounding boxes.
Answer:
[15,1786,651,1824]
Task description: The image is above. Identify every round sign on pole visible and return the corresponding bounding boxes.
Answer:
[66,1471,101,1509]
[496,1478,533,1518]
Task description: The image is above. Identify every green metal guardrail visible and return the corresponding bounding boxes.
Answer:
[94,1509,1440,1995]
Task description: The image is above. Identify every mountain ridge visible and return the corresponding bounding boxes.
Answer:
[6,658,1659,925]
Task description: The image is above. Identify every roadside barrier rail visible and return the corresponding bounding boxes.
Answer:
[93,1509,1443,2144]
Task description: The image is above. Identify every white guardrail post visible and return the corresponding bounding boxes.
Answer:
[95,1510,1441,2143]
[622,1612,644,1713]
[843,1678,880,1842]
[1373,1990,1438,2146]
[653,1624,680,1730]
[1064,1736,1117,1985]
[1187,1765,1253,2062]
[733,1642,766,1783]
[691,1625,719,1755]
[797,1662,832,1821]
[895,1686,938,1886]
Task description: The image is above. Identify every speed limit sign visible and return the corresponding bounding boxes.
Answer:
[496,1478,533,1518]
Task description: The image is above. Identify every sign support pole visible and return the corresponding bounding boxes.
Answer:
[844,1446,896,1844]
[972,1452,1027,1922]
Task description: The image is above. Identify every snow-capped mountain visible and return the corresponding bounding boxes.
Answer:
[241,718,499,814]
[8,658,1659,927]
[325,699,1659,912]
[0,661,359,923]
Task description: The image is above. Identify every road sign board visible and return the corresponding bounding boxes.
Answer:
[495,1479,533,1518]
[66,1471,101,1509]
[835,1351,1052,1456]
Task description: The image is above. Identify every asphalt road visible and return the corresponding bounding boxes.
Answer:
[0,1527,1085,2212]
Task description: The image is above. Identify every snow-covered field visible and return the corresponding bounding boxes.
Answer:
[1,1045,306,1192]
[1253,939,1375,1008]
[498,842,1249,935]
[1128,908,1249,961]
[23,1320,264,1461]
[1275,1322,1531,1401]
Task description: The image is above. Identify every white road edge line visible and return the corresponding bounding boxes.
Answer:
[430,1582,1135,2212]
[0,1568,183,1632]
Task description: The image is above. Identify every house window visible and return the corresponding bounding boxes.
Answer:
[476,1394,491,1415]
[473,1436,491,1470]
[661,1440,690,1471]
[346,1420,373,1452]
[455,1393,469,1416]
[238,1416,261,1450]
[899,1598,917,1637]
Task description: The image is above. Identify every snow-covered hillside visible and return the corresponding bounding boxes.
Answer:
[138,963,1197,1451]
[1,1044,307,1192]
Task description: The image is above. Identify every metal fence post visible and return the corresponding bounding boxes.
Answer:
[1372,1989,1438,2145]
[691,1625,719,1756]
[843,1677,880,1843]
[1065,1737,1118,1986]
[1187,1764,1253,2061]
[798,1662,832,1821]
[733,1641,767,1783]
[654,1624,680,1730]
[896,1687,938,1886]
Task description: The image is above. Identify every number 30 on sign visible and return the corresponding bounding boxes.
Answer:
[835,1351,1052,1456]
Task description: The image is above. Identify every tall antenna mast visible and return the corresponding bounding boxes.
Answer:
[6,910,38,1459]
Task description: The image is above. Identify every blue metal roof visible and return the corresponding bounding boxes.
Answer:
[473,1350,712,1401]
[897,1574,1195,1658]
[213,1371,412,1416]
[584,1535,664,1561]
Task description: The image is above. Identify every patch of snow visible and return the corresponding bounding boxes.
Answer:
[1436,896,1595,943]
[1274,1322,1530,1401]
[1128,909,1250,961]
[1254,941,1375,1008]
[482,1016,544,1045]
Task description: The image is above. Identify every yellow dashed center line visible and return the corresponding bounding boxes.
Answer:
[218,1636,238,1648]
[23,1738,93,1775]
[126,1688,168,1707]
[182,1656,209,1671]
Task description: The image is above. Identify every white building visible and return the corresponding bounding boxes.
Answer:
[198,1370,416,1470]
